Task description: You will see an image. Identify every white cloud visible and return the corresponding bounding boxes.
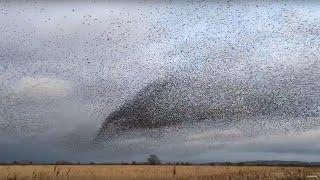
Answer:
[187,128,243,142]
[14,76,72,98]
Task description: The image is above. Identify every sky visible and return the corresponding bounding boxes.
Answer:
[0,0,320,163]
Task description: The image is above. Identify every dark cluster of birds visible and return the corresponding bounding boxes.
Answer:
[0,1,319,144]
[97,60,320,141]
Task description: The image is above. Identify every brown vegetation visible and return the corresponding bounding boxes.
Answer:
[1,165,320,180]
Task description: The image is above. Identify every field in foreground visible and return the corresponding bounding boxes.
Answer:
[1,165,320,180]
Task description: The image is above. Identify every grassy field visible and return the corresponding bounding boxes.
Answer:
[1,165,320,180]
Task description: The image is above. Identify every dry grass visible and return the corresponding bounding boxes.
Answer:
[1,165,320,180]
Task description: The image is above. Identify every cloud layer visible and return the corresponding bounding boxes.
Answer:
[0,1,320,163]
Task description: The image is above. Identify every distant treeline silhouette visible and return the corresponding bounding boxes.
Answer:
[2,156,320,167]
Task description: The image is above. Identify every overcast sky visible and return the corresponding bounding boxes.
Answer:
[1,0,320,163]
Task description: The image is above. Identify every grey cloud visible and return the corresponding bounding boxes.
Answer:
[0,1,320,162]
